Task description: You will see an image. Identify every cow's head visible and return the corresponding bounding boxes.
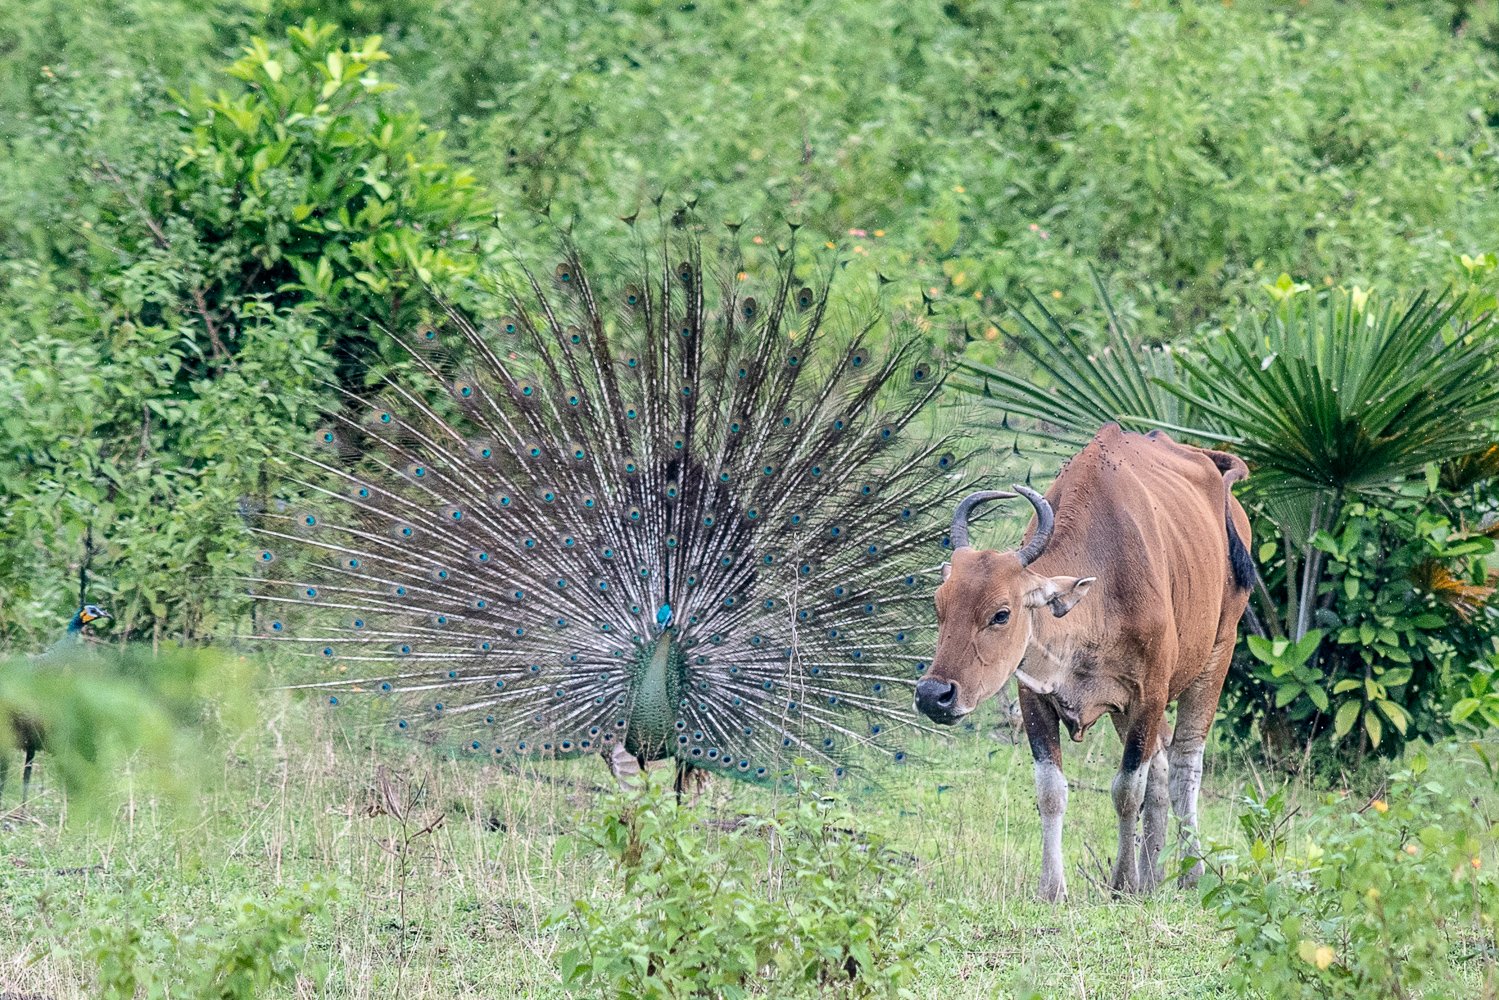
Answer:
[914,487,1095,724]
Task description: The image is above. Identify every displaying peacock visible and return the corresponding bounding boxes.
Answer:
[251,216,969,786]
[1,604,111,805]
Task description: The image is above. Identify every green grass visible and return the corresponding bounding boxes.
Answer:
[0,688,1487,997]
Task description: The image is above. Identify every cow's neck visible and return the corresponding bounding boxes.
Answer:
[1020,545,1117,741]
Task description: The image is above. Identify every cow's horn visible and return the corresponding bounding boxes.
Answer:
[949,490,1015,549]
[1013,484,1055,566]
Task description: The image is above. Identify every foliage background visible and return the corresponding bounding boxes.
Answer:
[3,0,1498,746]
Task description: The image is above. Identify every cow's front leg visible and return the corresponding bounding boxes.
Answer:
[1019,688,1068,902]
[1108,711,1162,893]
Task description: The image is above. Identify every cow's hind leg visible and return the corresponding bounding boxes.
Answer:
[1169,634,1235,886]
[1138,737,1169,892]
[1020,689,1068,903]
[1108,709,1163,894]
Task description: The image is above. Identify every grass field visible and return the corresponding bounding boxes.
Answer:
[2,680,1490,999]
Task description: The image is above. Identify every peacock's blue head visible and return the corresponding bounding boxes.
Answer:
[68,604,111,634]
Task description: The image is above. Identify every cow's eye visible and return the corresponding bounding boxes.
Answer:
[990,609,1011,626]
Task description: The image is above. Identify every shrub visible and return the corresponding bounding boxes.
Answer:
[56,880,337,999]
[1200,751,1499,998]
[0,21,491,642]
[551,772,940,998]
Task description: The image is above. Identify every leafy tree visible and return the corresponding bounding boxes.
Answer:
[0,22,489,643]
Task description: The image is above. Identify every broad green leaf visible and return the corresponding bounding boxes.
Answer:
[1333,700,1361,739]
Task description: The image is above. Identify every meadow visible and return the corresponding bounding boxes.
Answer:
[3,0,1499,996]
[7,686,1490,999]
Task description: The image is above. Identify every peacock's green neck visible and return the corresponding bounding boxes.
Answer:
[622,634,684,760]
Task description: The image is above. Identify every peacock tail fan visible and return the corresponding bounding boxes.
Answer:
[248,213,975,785]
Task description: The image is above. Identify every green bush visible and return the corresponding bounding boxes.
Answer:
[57,879,337,999]
[0,20,494,643]
[1200,751,1499,998]
[551,772,940,998]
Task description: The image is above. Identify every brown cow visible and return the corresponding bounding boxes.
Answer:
[914,424,1253,900]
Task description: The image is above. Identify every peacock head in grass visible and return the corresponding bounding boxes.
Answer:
[68,604,111,634]
[248,214,978,784]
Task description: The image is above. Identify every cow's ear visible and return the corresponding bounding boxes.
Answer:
[1025,576,1095,618]
[941,562,952,582]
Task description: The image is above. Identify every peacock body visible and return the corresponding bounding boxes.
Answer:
[252,219,966,783]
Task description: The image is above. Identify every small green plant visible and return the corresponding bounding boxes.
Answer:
[1199,752,1498,998]
[550,772,939,998]
[60,879,337,999]
[1453,652,1499,733]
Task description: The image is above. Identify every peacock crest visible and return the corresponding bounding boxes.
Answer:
[250,216,970,782]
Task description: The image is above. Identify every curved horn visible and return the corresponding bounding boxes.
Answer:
[1013,484,1055,566]
[949,490,1015,549]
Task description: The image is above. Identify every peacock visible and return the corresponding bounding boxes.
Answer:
[1,604,111,805]
[250,215,971,787]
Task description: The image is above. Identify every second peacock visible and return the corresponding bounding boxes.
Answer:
[251,217,969,784]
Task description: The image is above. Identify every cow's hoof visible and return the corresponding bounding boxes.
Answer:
[1037,876,1068,903]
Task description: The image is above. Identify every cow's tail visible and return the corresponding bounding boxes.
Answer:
[1204,449,1256,592]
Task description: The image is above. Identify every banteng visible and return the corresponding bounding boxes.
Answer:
[914,424,1254,900]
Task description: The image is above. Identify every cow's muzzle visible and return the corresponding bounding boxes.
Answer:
[914,677,965,724]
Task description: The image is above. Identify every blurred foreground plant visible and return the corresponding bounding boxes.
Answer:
[0,644,256,817]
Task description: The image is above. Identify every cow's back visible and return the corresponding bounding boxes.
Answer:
[1033,424,1250,690]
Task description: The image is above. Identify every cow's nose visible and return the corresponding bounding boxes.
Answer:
[914,678,959,721]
